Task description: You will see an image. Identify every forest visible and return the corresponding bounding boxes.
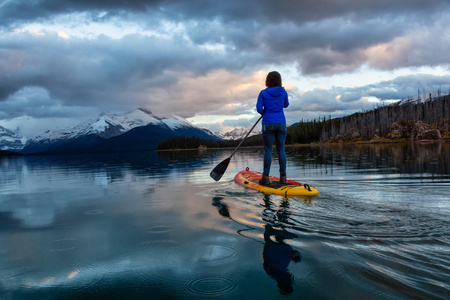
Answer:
[157,93,450,150]
[291,93,450,143]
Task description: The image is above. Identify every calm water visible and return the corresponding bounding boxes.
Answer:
[1,143,449,299]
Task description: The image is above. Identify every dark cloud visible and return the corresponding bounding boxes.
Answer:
[2,1,449,78]
[0,0,449,130]
[287,74,450,117]
[168,1,450,75]
[0,86,96,120]
[0,0,160,27]
[0,31,256,117]
[3,0,441,25]
[361,74,450,100]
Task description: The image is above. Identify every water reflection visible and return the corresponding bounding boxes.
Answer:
[1,143,449,299]
[0,152,180,230]
[261,196,301,295]
[212,195,303,295]
[263,224,301,294]
[212,197,231,219]
[288,142,450,175]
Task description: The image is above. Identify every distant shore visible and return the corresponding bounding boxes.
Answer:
[157,138,449,151]
[0,150,23,157]
[324,136,450,145]
[3,138,448,156]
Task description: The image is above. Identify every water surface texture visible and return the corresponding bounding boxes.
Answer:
[1,143,449,299]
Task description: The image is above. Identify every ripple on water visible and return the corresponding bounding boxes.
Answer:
[299,263,388,299]
[147,225,173,234]
[174,243,240,265]
[194,245,239,263]
[284,192,450,244]
[145,215,179,236]
[143,198,172,210]
[301,265,343,289]
[84,209,103,215]
[72,243,181,294]
[353,248,450,299]
[184,276,238,297]
[139,239,178,257]
[49,239,77,252]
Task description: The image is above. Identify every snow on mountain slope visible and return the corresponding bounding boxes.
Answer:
[216,126,262,140]
[82,109,161,138]
[161,115,197,130]
[31,109,155,142]
[32,119,94,142]
[2,108,221,153]
[90,109,159,133]
[29,108,217,143]
[0,126,26,151]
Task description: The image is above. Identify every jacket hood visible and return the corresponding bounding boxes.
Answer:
[263,86,286,98]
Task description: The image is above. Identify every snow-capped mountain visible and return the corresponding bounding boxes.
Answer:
[18,109,219,154]
[0,126,27,151]
[216,126,262,140]
[32,108,206,142]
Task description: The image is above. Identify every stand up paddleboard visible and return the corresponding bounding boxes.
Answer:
[234,168,319,197]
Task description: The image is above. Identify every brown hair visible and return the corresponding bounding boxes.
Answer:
[265,71,282,87]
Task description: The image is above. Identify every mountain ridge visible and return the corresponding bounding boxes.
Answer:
[0,109,220,154]
[0,126,26,151]
[215,126,262,140]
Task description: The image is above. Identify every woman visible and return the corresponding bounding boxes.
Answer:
[256,71,289,185]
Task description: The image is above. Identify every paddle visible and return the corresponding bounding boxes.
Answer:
[210,113,264,181]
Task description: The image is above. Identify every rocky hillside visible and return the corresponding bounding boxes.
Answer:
[318,94,450,143]
[328,120,446,143]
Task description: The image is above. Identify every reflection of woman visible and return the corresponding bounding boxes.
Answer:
[212,195,302,295]
[256,71,289,185]
[261,196,301,294]
[263,224,301,295]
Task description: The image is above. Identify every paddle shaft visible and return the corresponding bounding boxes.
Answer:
[229,113,264,158]
[210,113,264,181]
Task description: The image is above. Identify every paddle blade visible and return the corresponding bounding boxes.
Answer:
[210,157,231,181]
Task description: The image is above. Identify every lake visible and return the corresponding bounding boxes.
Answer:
[1,142,449,299]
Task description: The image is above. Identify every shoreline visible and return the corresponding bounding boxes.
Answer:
[157,138,449,151]
[326,137,450,145]
[157,143,314,152]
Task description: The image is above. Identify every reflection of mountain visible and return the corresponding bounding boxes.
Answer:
[1,148,223,231]
[14,109,220,154]
[0,152,170,229]
[157,148,209,163]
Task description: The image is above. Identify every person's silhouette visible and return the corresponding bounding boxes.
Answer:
[212,195,302,295]
[262,224,301,294]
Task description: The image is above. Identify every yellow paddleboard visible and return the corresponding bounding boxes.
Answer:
[234,169,319,197]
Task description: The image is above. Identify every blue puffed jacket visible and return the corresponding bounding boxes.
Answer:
[256,86,289,124]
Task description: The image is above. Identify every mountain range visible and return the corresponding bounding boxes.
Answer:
[215,127,262,140]
[0,109,223,155]
[0,126,27,151]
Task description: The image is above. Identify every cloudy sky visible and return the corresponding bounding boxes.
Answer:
[1,0,450,136]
